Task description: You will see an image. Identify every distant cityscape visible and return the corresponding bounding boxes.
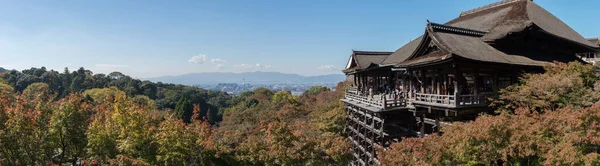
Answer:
[196,83,338,96]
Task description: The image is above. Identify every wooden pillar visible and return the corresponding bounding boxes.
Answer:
[357,73,362,92]
[492,71,499,92]
[474,69,479,95]
[435,112,441,134]
[353,74,358,87]
[419,112,426,138]
[364,74,368,93]
[401,72,405,90]
[430,69,437,94]
[380,117,384,146]
[377,76,380,93]
[455,63,462,106]
[454,71,460,95]
[394,71,399,88]
[369,112,375,158]
[436,69,441,95]
[408,70,413,98]
[420,69,425,93]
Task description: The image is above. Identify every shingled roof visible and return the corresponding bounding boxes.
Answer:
[397,22,582,67]
[588,37,600,46]
[343,51,393,73]
[382,0,597,68]
[381,36,423,65]
[447,0,597,48]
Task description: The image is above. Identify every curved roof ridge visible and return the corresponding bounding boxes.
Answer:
[352,50,394,55]
[428,22,487,37]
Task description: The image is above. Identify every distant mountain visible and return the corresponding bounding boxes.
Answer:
[0,67,6,73]
[145,72,345,85]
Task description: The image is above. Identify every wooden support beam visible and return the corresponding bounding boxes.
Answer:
[420,69,425,93]
[353,74,357,87]
[431,70,435,94]
[454,63,463,107]
[492,71,498,92]
[420,112,426,138]
[474,69,479,95]
[409,70,414,99]
[436,69,441,95]
[435,112,441,134]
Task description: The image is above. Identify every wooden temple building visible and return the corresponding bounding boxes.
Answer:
[341,0,600,165]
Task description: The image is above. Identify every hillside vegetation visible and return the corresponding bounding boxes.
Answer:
[0,67,350,165]
[0,67,232,123]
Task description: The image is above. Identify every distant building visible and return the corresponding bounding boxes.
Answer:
[341,0,600,165]
[580,37,600,64]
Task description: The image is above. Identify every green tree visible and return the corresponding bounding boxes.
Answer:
[83,87,126,104]
[174,96,194,123]
[22,82,52,101]
[304,86,330,96]
[271,90,298,106]
[60,67,72,97]
[0,82,13,95]
[49,94,92,165]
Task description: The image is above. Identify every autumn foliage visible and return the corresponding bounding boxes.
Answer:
[380,62,600,165]
[0,79,351,165]
[212,85,351,165]
[4,62,597,165]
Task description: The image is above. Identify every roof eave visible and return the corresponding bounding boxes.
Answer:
[537,29,600,52]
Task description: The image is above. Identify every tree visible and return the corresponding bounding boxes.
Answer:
[155,114,193,165]
[0,82,13,95]
[174,96,194,123]
[60,67,72,97]
[22,82,52,101]
[49,94,92,165]
[492,62,600,113]
[140,81,157,99]
[155,105,215,165]
[0,91,54,165]
[304,86,330,96]
[14,74,39,92]
[86,100,120,162]
[271,90,298,106]
[83,87,126,104]
[87,93,159,164]
[206,108,214,124]
[108,72,125,80]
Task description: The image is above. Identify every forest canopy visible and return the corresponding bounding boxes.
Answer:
[0,66,351,165]
[0,67,230,122]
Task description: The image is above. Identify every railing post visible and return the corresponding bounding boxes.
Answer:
[455,93,460,107]
[382,95,387,110]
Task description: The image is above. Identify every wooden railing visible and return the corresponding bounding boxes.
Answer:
[456,93,490,106]
[344,87,407,110]
[582,57,600,62]
[414,93,456,106]
[412,93,490,108]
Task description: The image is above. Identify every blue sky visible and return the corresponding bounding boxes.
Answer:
[0,0,597,78]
